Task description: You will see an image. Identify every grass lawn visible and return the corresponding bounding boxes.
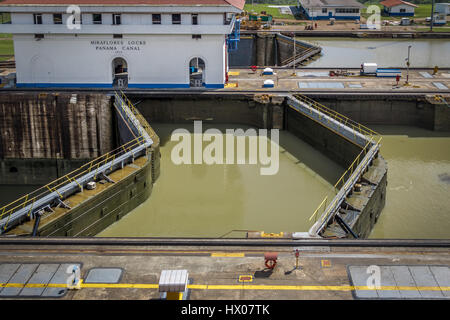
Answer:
[414,4,433,19]
[243,4,297,20]
[0,39,14,59]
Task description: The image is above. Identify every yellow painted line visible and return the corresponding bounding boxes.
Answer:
[228,72,240,76]
[211,252,245,257]
[1,282,449,292]
[224,83,238,88]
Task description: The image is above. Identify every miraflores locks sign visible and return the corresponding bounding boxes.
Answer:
[90,40,147,51]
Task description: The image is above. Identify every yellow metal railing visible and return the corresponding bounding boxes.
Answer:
[0,92,155,231]
[281,47,316,66]
[293,94,379,140]
[309,136,382,225]
[292,94,383,229]
[117,91,159,144]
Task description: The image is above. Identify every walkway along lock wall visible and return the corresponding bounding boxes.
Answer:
[0,92,160,236]
[286,95,387,239]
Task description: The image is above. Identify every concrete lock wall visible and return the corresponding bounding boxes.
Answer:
[284,100,387,239]
[0,93,395,238]
[135,94,387,238]
[134,95,284,129]
[0,93,115,185]
[285,106,362,168]
[434,104,450,132]
[38,160,153,237]
[352,168,387,239]
[0,159,89,185]
[314,97,438,130]
[228,34,318,67]
[0,92,160,237]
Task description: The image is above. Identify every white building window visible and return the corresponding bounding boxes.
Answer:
[192,14,198,25]
[172,14,181,24]
[322,8,327,13]
[53,13,62,24]
[33,13,42,25]
[335,8,359,13]
[93,14,102,24]
[152,14,161,24]
[400,8,406,13]
[113,14,121,25]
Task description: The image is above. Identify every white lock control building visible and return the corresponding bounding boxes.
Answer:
[0,0,244,89]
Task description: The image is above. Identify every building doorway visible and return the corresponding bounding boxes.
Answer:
[112,57,128,88]
[189,57,205,88]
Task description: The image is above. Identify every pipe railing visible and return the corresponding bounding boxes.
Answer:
[293,94,379,139]
[286,94,382,237]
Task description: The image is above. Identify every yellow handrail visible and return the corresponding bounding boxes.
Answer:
[312,136,382,228]
[293,94,379,139]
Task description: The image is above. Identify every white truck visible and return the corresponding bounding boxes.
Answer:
[360,63,401,78]
[360,63,378,75]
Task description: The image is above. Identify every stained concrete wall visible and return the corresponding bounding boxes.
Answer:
[0,158,88,185]
[353,167,387,239]
[284,101,387,239]
[0,93,115,185]
[228,33,318,67]
[434,104,450,132]
[228,37,256,67]
[285,106,362,168]
[135,95,284,130]
[314,97,437,130]
[39,159,153,237]
[0,93,114,159]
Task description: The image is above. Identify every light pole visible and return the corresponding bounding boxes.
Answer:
[430,0,435,32]
[406,45,411,85]
[292,32,296,76]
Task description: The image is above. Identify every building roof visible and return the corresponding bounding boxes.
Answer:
[299,0,364,9]
[0,0,246,10]
[379,0,418,8]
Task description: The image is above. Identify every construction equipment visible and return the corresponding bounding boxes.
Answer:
[239,11,273,30]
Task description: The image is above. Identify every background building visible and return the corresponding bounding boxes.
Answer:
[0,0,244,89]
[299,0,364,20]
[380,0,418,17]
[435,3,450,15]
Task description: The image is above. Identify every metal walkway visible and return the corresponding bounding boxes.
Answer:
[286,94,382,238]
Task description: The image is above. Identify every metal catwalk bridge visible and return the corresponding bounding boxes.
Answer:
[286,94,382,238]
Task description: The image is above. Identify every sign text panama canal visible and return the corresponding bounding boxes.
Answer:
[90,40,146,51]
